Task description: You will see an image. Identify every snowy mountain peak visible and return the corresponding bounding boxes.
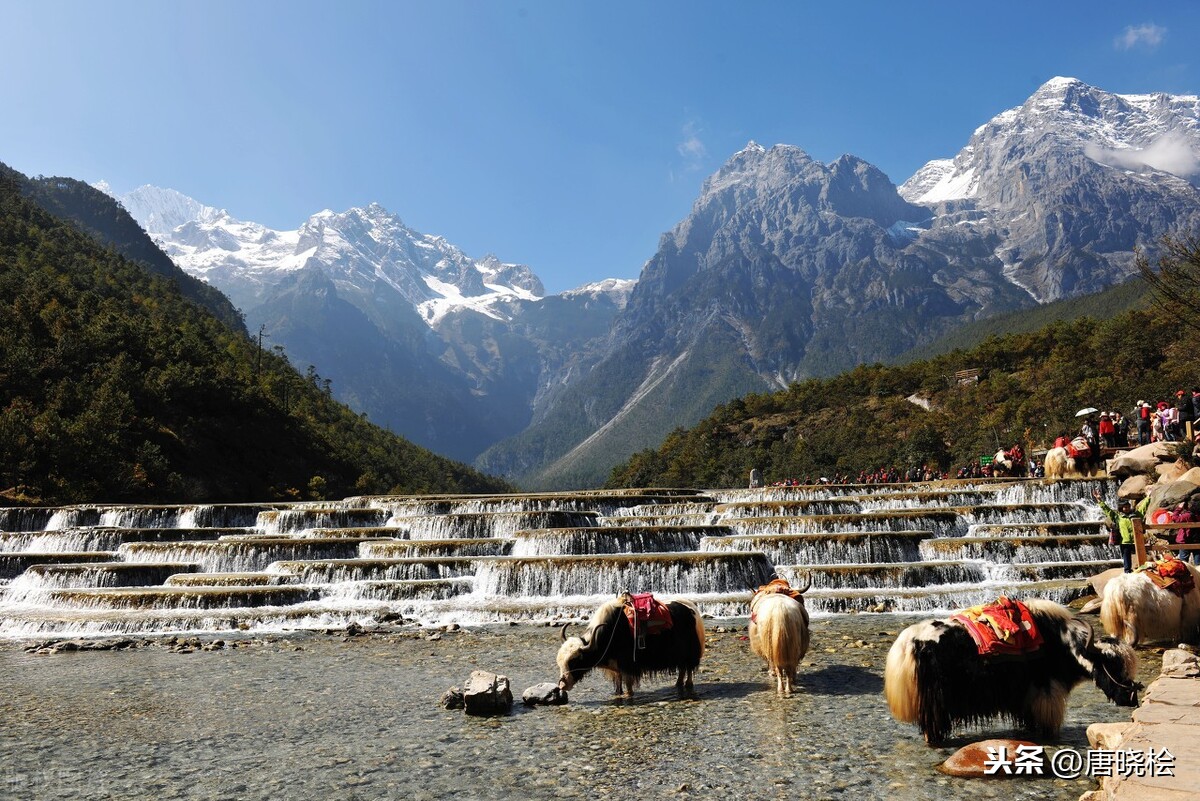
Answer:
[1035,75,1083,94]
[900,78,1200,204]
[122,185,225,234]
[119,186,545,331]
[561,278,637,309]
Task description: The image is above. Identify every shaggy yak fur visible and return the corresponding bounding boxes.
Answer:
[750,590,811,696]
[556,596,705,697]
[1100,564,1200,645]
[884,599,1140,745]
[1043,446,1099,479]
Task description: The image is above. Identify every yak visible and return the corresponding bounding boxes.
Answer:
[556,594,705,697]
[1100,562,1200,645]
[884,598,1140,745]
[749,576,811,695]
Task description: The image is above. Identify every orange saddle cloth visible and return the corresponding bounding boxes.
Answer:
[1137,556,1196,597]
[951,596,1044,658]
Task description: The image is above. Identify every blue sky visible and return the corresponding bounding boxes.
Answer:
[2,2,1198,293]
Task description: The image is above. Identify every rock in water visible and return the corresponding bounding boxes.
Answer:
[938,739,1040,777]
[522,683,567,706]
[440,687,464,710]
[462,670,513,715]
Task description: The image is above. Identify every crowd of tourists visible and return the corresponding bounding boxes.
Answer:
[765,465,949,487]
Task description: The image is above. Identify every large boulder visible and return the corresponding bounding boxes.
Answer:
[462,670,513,716]
[522,683,568,706]
[1089,567,1123,600]
[1146,466,1200,513]
[1117,474,1152,500]
[938,739,1042,777]
[1108,441,1175,478]
[1155,460,1189,484]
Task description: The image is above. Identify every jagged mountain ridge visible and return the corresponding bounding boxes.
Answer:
[116,77,1200,487]
[116,185,633,461]
[900,76,1200,301]
[480,78,1200,487]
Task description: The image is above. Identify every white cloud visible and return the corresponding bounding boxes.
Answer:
[676,121,707,165]
[1085,131,1200,178]
[1114,23,1166,51]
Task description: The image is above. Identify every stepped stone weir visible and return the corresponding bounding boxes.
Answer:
[8,563,199,595]
[0,552,118,580]
[165,572,297,587]
[714,499,866,517]
[389,511,598,540]
[791,579,1093,614]
[471,552,775,597]
[966,521,1107,538]
[509,526,727,557]
[359,538,514,558]
[268,557,483,583]
[0,480,1118,634]
[322,578,475,602]
[0,528,246,553]
[117,539,365,573]
[39,586,321,610]
[700,531,930,564]
[600,513,717,528]
[256,508,393,535]
[920,534,1112,562]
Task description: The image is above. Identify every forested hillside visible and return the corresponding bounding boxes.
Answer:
[0,163,509,504]
[607,269,1197,489]
[20,175,246,332]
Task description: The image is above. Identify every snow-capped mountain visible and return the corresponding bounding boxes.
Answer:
[900,76,1200,301]
[112,186,627,462]
[118,186,545,329]
[903,76,1200,205]
[105,77,1200,485]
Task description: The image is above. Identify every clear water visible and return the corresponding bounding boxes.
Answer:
[0,614,1153,801]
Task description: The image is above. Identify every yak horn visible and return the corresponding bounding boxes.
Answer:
[796,572,812,594]
[560,623,571,642]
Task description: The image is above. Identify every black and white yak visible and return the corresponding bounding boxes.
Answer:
[556,595,705,697]
[884,599,1140,745]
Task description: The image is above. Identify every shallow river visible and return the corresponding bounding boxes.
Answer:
[0,614,1160,801]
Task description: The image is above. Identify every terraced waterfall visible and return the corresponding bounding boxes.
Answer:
[0,480,1117,637]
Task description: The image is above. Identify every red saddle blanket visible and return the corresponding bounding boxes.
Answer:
[951,597,1044,658]
[622,592,673,636]
[1136,556,1197,597]
[1066,437,1091,460]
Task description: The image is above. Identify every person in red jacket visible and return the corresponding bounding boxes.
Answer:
[1099,412,1115,448]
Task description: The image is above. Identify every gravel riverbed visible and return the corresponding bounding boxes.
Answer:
[0,614,1162,801]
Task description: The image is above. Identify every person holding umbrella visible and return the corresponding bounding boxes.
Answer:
[1080,413,1101,474]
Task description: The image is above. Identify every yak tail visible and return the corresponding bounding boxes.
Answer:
[1100,578,1140,645]
[884,624,921,723]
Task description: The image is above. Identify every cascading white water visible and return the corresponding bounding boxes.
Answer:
[117,539,364,573]
[701,531,928,565]
[267,557,481,584]
[471,553,774,597]
[508,527,717,557]
[0,479,1130,634]
[359,539,513,558]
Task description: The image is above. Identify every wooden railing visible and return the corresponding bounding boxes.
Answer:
[1131,519,1200,567]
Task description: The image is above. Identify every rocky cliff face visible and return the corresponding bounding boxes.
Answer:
[902,76,1200,301]
[117,78,1200,486]
[484,79,1200,487]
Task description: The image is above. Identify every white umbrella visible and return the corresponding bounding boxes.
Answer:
[1075,407,1099,417]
